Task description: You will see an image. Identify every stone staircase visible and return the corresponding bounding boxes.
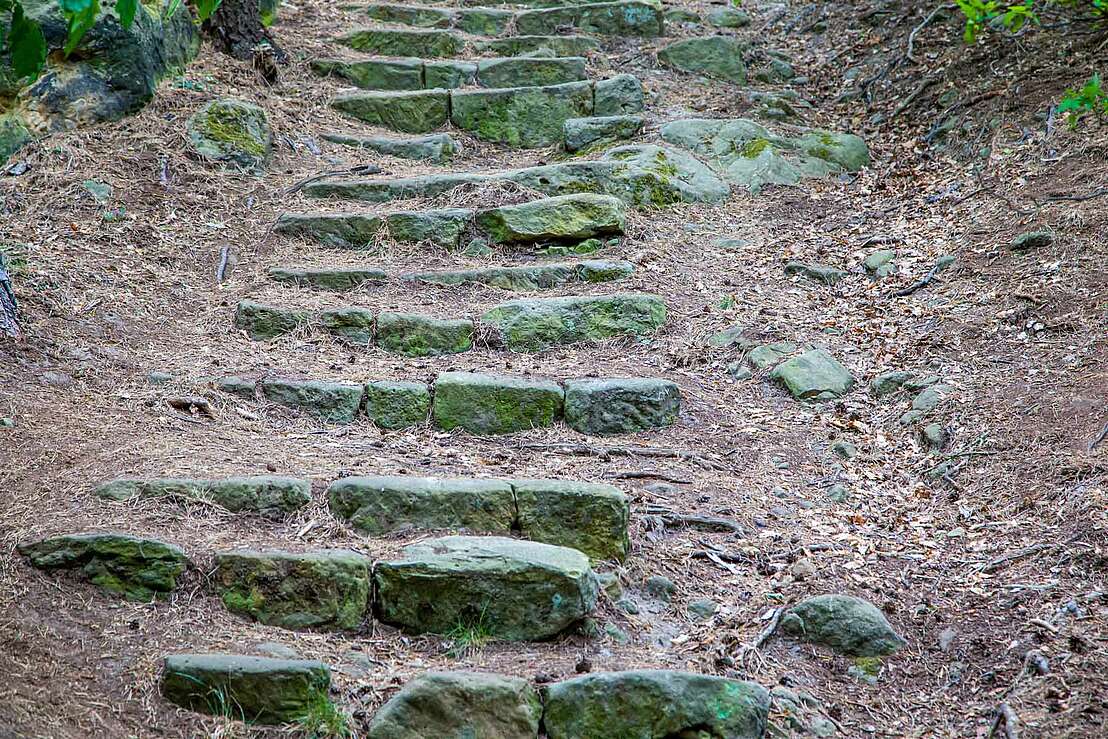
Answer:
[15,0,903,733]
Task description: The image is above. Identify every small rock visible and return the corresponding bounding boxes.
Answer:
[707,6,750,27]
[847,657,881,685]
[771,348,855,400]
[0,417,14,428]
[644,575,676,602]
[784,261,848,285]
[870,370,914,398]
[462,237,493,257]
[938,627,957,652]
[921,423,947,450]
[147,371,174,386]
[714,237,749,250]
[748,342,797,370]
[616,597,640,614]
[41,370,74,387]
[790,559,816,580]
[1010,230,1053,251]
[595,571,623,600]
[604,623,630,643]
[187,98,273,173]
[826,484,849,503]
[781,594,906,656]
[82,179,112,204]
[830,441,858,459]
[255,642,300,659]
[687,598,718,621]
[727,362,753,380]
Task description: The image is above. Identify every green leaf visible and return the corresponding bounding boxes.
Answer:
[194,0,223,22]
[115,0,137,28]
[164,0,181,18]
[9,1,48,79]
[61,0,101,57]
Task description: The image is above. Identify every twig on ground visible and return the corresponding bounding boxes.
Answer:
[645,511,744,533]
[1088,420,1108,452]
[517,442,728,471]
[893,255,957,297]
[907,4,956,63]
[976,535,1081,573]
[215,245,232,283]
[285,164,383,194]
[608,470,694,484]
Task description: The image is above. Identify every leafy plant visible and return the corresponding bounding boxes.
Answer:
[295,694,352,739]
[1058,73,1108,127]
[955,0,1107,42]
[444,606,495,658]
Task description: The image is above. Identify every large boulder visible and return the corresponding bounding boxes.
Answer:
[19,533,187,601]
[657,36,747,83]
[660,118,870,193]
[367,672,542,739]
[94,476,311,515]
[212,549,371,630]
[476,194,626,243]
[563,377,680,435]
[543,670,770,738]
[161,653,332,724]
[481,293,666,352]
[781,594,906,657]
[187,99,273,173]
[373,535,598,640]
[432,372,564,435]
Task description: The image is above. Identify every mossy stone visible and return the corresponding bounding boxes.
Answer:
[327,475,516,535]
[512,479,629,561]
[320,132,460,163]
[0,114,32,166]
[320,307,376,345]
[456,7,515,35]
[593,74,644,116]
[260,379,365,423]
[784,261,848,285]
[375,311,474,356]
[450,81,594,148]
[94,476,311,515]
[19,533,187,601]
[481,293,666,352]
[367,672,541,739]
[161,653,331,724]
[564,115,643,153]
[187,99,272,173]
[515,1,664,36]
[267,266,387,291]
[475,35,599,57]
[373,535,598,640]
[424,60,478,89]
[771,348,854,400]
[385,208,474,247]
[234,300,308,340]
[658,36,748,83]
[362,3,453,27]
[708,6,750,27]
[273,212,384,248]
[477,57,588,89]
[310,57,423,90]
[332,89,450,134]
[543,670,770,739]
[476,194,626,244]
[339,27,465,57]
[432,372,564,435]
[781,594,906,657]
[563,377,680,436]
[363,380,431,429]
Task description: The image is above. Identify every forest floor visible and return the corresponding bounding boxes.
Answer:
[1,0,1106,736]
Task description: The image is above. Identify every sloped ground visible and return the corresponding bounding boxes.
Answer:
[1,0,1106,736]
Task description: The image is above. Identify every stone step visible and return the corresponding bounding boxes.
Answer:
[273,208,471,249]
[374,535,598,639]
[327,474,629,560]
[313,54,588,90]
[333,88,450,134]
[475,192,625,242]
[161,654,333,724]
[563,114,643,152]
[19,533,188,602]
[267,260,635,291]
[339,27,466,58]
[212,549,373,630]
[93,475,312,515]
[361,3,513,35]
[214,373,681,437]
[233,292,665,352]
[321,131,460,162]
[475,34,598,57]
[356,1,664,36]
[302,144,729,206]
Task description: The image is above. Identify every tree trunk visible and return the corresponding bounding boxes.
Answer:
[202,0,285,62]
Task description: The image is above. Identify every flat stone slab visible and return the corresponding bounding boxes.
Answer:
[94,476,311,515]
[451,81,594,147]
[376,311,474,356]
[425,59,478,88]
[327,475,516,535]
[770,348,854,400]
[543,670,769,738]
[367,671,541,739]
[481,293,666,352]
[234,300,308,340]
[407,259,634,290]
[475,194,626,243]
[321,132,459,162]
[475,35,599,57]
[312,56,424,90]
[374,535,598,640]
[433,372,564,435]
[512,479,629,561]
[267,266,387,291]
[260,379,365,423]
[362,2,455,27]
[564,115,643,152]
[593,74,644,116]
[477,56,587,88]
[563,377,680,435]
[332,89,450,134]
[515,1,664,36]
[363,380,431,428]
[660,118,870,193]
[781,594,906,656]
[339,27,465,58]
[274,209,472,249]
[321,307,376,345]
[19,533,188,602]
[213,549,371,630]
[658,36,748,84]
[161,653,332,724]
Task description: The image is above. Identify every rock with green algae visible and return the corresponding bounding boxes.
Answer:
[424,60,478,89]
[361,2,454,27]
[267,266,387,291]
[234,300,308,340]
[563,377,680,436]
[515,0,665,36]
[564,115,643,153]
[660,118,870,193]
[476,194,626,243]
[543,670,769,739]
[374,535,598,640]
[274,209,471,249]
[785,261,848,285]
[475,34,599,57]
[477,57,588,89]
[456,6,515,35]
[407,260,634,291]
[450,81,594,148]
[512,478,630,561]
[259,379,365,423]
[213,549,372,630]
[19,533,187,601]
[339,27,464,57]
[771,348,854,400]
[320,307,376,345]
[375,311,474,357]
[187,99,272,172]
[94,476,311,515]
[160,653,332,724]
[747,342,796,369]
[367,671,541,739]
[432,372,564,435]
[593,74,644,116]
[780,594,906,657]
[332,89,450,134]
[657,35,748,83]
[708,6,750,27]
[320,131,459,163]
[481,293,666,352]
[327,475,516,536]
[310,57,423,90]
[363,380,431,429]
[0,114,33,165]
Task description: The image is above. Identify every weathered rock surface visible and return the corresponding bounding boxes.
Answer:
[234,300,308,340]
[213,549,372,630]
[513,479,629,561]
[94,476,311,515]
[375,311,474,356]
[515,1,664,36]
[267,266,387,291]
[161,653,331,724]
[564,115,643,152]
[475,194,626,243]
[363,380,431,428]
[320,307,376,344]
[311,56,424,90]
[781,594,906,656]
[374,536,598,640]
[339,27,465,57]
[478,57,588,88]
[563,377,680,435]
[19,533,187,601]
[321,131,459,162]
[367,672,542,739]
[187,99,272,172]
[408,260,634,290]
[771,348,854,400]
[785,261,849,285]
[432,372,564,434]
[450,81,594,147]
[481,293,665,352]
[332,89,450,134]
[476,34,599,57]
[543,670,770,738]
[593,74,644,116]
[658,36,747,83]
[260,379,365,423]
[274,209,471,249]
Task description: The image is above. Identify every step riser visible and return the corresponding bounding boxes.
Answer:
[354,1,665,37]
[314,56,588,91]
